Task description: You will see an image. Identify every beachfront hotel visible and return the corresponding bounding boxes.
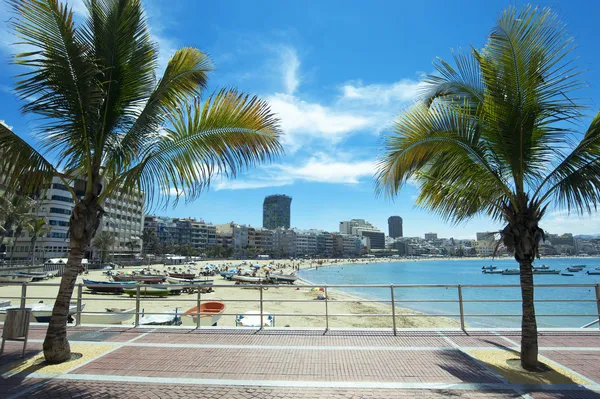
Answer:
[339,219,386,249]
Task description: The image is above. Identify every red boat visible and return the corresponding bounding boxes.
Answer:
[112,275,165,284]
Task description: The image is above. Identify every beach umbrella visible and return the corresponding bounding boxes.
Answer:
[252,265,260,269]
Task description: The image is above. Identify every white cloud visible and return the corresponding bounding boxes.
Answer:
[340,79,423,105]
[541,211,600,235]
[281,47,300,95]
[266,93,372,152]
[214,153,375,191]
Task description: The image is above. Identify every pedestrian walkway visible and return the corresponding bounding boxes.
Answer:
[1,326,599,398]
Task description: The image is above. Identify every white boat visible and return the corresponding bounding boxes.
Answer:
[235,311,274,327]
[32,303,86,322]
[532,265,550,270]
[232,275,264,283]
[166,276,213,286]
[138,309,182,326]
[502,269,520,275]
[79,308,136,324]
[0,274,34,284]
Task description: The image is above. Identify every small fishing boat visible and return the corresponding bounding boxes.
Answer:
[168,272,196,280]
[235,311,274,327]
[32,303,86,322]
[502,269,520,275]
[220,272,235,280]
[0,274,33,284]
[83,279,135,293]
[112,275,165,284]
[14,271,50,281]
[269,274,298,284]
[232,275,264,284]
[532,265,550,270]
[183,301,225,326]
[138,309,182,326]
[79,308,136,324]
[123,286,179,297]
[560,272,574,276]
[586,270,600,275]
[482,269,505,274]
[533,269,560,274]
[481,265,497,270]
[166,276,213,286]
[567,266,586,272]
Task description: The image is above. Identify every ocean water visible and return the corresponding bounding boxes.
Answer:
[298,258,600,328]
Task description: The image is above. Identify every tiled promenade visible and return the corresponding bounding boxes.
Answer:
[1,326,599,398]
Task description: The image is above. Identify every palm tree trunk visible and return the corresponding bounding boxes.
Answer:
[30,237,36,267]
[9,226,22,263]
[43,199,102,364]
[518,258,538,370]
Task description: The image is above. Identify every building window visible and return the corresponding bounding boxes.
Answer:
[50,207,72,215]
[51,195,74,203]
[52,183,70,191]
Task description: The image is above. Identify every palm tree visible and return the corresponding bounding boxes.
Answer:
[0,194,35,250]
[141,228,157,256]
[1,0,282,363]
[376,5,599,370]
[93,231,116,264]
[25,218,52,266]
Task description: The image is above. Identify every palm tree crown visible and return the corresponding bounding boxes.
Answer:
[376,5,599,370]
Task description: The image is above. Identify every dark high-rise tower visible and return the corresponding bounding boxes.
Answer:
[263,194,292,229]
[388,216,403,238]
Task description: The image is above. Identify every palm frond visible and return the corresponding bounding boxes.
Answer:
[104,47,213,174]
[535,111,600,214]
[9,0,103,177]
[110,89,283,208]
[0,123,56,194]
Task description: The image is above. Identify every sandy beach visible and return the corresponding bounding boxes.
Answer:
[1,258,461,329]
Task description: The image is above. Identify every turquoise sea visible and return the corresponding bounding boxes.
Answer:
[298,258,600,328]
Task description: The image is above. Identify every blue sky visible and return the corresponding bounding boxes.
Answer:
[0,0,599,238]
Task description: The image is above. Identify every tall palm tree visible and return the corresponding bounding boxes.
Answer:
[0,194,35,249]
[1,0,282,363]
[25,217,52,266]
[376,5,600,370]
[93,231,116,264]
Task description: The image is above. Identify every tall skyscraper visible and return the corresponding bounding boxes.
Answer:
[263,194,292,229]
[388,216,403,238]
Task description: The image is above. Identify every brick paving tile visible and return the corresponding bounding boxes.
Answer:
[11,381,522,399]
[442,334,517,348]
[71,347,502,383]
[537,334,600,348]
[0,341,43,365]
[541,351,600,382]
[529,391,600,398]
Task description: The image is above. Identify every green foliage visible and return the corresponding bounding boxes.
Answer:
[376,5,599,224]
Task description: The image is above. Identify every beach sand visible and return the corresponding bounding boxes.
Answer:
[1,258,460,329]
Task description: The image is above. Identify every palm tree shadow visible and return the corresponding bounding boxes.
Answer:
[437,343,600,398]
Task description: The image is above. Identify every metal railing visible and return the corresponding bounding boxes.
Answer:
[1,282,599,332]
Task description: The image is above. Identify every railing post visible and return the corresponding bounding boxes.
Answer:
[324,285,329,332]
[259,284,264,330]
[390,285,396,336]
[458,284,465,331]
[20,283,27,308]
[196,287,201,329]
[595,284,600,330]
[134,285,141,327]
[75,284,82,326]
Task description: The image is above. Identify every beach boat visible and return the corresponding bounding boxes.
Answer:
[586,270,600,275]
[14,271,50,281]
[533,269,560,274]
[269,274,298,284]
[168,272,196,280]
[567,267,584,272]
[166,276,213,286]
[560,272,574,276]
[502,269,520,275]
[571,265,587,269]
[123,286,171,298]
[0,274,34,284]
[183,301,225,326]
[232,275,264,284]
[482,269,505,274]
[112,274,165,284]
[235,311,274,327]
[532,265,550,270]
[32,303,85,322]
[138,309,182,326]
[481,265,497,270]
[83,279,136,293]
[79,308,136,324]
